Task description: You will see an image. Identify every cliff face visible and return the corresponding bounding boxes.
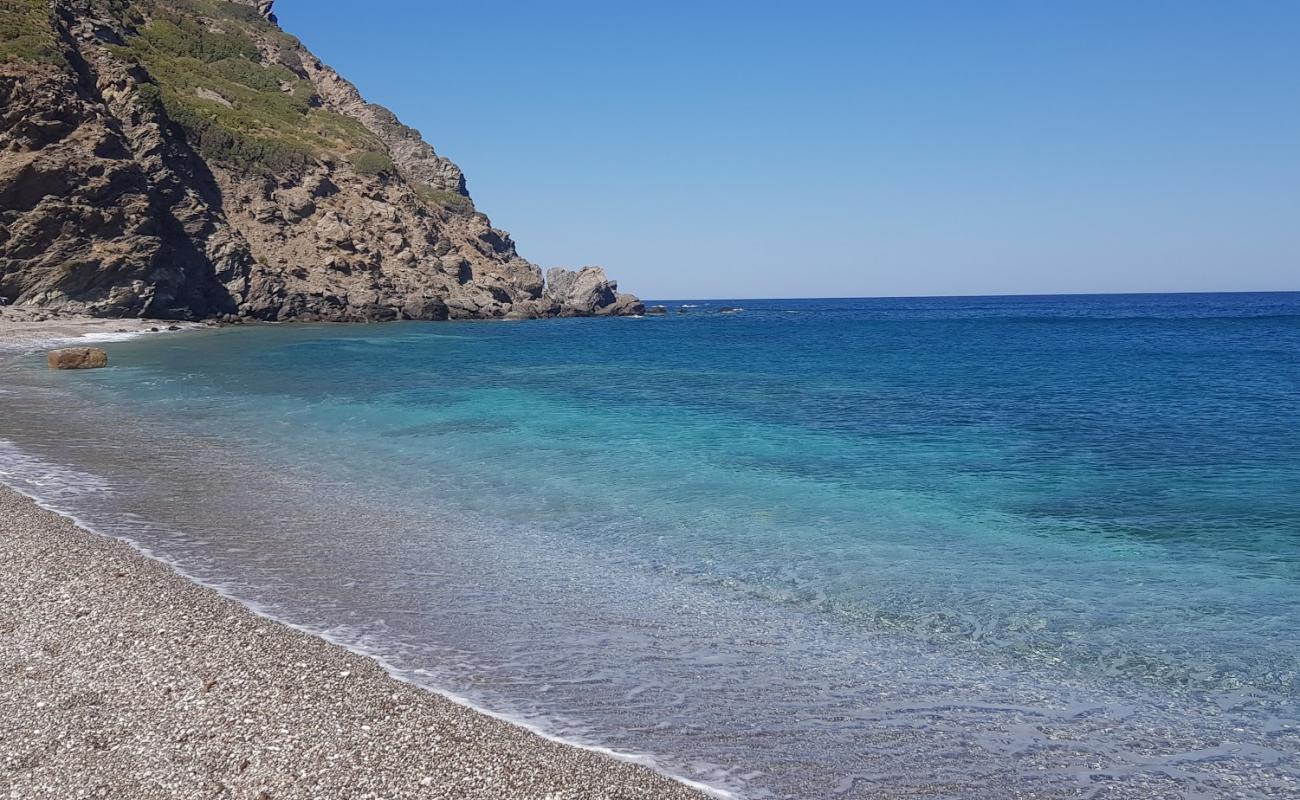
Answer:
[0,0,642,320]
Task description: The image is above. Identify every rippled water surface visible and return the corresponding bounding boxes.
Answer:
[3,293,1300,798]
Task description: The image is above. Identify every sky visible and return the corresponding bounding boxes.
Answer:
[279,0,1300,300]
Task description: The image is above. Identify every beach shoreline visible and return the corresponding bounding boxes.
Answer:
[0,483,715,798]
[0,306,207,354]
[0,316,724,798]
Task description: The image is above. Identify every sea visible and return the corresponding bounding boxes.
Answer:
[2,292,1299,798]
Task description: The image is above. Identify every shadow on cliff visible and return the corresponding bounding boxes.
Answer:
[45,2,242,321]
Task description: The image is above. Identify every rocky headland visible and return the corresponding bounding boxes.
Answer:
[0,0,643,322]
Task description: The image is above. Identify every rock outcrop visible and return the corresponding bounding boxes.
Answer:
[47,346,108,368]
[544,267,643,317]
[0,0,640,322]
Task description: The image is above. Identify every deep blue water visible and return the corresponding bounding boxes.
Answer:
[3,292,1300,798]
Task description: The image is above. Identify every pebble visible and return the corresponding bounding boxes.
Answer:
[0,486,710,799]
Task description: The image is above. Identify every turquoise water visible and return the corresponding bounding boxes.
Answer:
[2,293,1299,798]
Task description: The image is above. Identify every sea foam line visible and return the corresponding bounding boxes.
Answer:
[0,323,201,358]
[0,440,740,800]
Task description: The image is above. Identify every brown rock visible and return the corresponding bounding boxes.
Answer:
[47,348,108,370]
[0,1,641,323]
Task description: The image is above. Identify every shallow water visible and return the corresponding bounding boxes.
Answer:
[3,293,1300,798]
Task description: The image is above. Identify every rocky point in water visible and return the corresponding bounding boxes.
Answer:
[0,0,643,322]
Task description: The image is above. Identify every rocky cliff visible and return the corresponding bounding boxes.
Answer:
[0,0,642,320]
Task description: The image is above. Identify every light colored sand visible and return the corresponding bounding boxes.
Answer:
[0,485,714,799]
[0,305,200,353]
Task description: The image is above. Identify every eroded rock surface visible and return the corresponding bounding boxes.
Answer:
[545,266,644,317]
[47,346,108,369]
[0,0,640,322]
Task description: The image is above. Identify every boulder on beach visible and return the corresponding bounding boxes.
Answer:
[47,348,108,370]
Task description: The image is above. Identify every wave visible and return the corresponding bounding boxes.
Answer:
[0,439,739,800]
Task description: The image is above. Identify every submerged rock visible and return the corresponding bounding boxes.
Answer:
[47,348,108,370]
[644,305,668,315]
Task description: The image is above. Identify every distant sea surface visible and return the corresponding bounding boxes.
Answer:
[3,293,1300,798]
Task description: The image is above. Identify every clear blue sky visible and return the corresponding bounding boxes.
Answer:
[279,0,1300,299]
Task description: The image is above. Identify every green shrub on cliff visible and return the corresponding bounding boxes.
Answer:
[163,0,268,25]
[0,0,64,65]
[135,81,164,112]
[275,36,304,72]
[209,56,296,92]
[111,4,385,174]
[351,151,395,176]
[139,16,259,62]
[160,88,315,171]
[415,185,474,213]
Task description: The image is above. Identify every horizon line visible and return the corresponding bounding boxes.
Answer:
[642,288,1300,303]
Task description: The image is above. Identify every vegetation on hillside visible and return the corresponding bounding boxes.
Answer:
[162,0,266,24]
[0,0,64,65]
[415,184,475,214]
[110,0,390,174]
[351,151,395,176]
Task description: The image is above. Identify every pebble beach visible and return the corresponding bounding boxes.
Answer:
[0,485,710,799]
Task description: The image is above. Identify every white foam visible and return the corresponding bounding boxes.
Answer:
[0,440,739,800]
[74,329,157,343]
[0,323,200,357]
